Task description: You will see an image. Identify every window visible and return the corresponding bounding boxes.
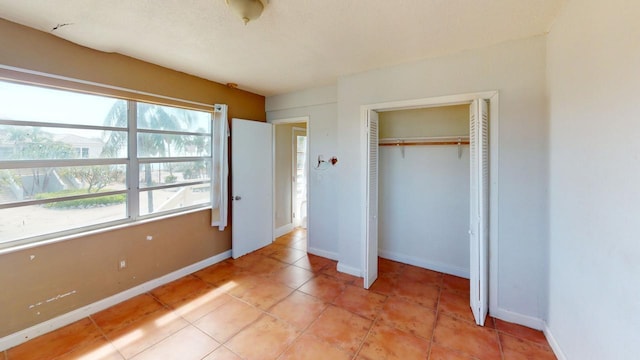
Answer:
[75,147,90,158]
[0,80,226,248]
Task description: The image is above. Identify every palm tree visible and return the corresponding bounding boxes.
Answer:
[101,101,196,213]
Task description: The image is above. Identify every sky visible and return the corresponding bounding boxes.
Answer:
[0,81,122,129]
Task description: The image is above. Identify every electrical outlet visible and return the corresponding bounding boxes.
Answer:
[118,259,127,270]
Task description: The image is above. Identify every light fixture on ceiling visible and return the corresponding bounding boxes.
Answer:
[225,0,268,25]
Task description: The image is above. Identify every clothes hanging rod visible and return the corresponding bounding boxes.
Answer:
[379,136,470,146]
[379,141,469,146]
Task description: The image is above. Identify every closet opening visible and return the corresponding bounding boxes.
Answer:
[378,104,471,278]
[361,92,498,326]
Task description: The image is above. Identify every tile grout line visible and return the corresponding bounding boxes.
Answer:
[215,250,316,359]
[269,299,324,359]
[284,281,361,359]
[116,291,192,359]
[224,257,331,360]
[86,315,127,360]
[350,286,392,360]
[494,327,557,354]
[494,317,507,360]
[426,285,443,360]
[189,265,308,359]
[351,313,377,360]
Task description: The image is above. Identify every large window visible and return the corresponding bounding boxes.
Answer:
[0,80,224,248]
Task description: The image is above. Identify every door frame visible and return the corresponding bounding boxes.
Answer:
[360,91,499,317]
[269,116,310,240]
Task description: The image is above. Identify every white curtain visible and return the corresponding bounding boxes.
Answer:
[211,104,229,230]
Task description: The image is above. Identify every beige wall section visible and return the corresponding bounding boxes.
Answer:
[274,123,307,228]
[379,105,469,139]
[0,18,265,337]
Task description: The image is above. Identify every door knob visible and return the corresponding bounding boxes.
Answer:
[232,196,242,201]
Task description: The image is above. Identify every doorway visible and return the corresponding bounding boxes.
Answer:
[292,127,308,228]
[361,92,498,326]
[272,117,309,240]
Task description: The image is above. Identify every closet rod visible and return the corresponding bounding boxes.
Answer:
[378,141,469,147]
[379,136,470,147]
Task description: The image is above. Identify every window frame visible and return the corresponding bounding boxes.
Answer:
[0,79,220,250]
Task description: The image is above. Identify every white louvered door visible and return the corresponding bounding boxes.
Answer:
[469,99,489,325]
[364,110,379,288]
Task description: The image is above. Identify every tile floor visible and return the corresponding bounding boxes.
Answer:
[4,229,556,359]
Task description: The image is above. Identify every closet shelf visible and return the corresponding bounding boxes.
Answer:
[379,136,470,147]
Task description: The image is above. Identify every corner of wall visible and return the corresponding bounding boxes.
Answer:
[543,322,568,360]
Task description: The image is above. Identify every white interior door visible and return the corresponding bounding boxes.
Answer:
[469,99,489,325]
[364,110,379,288]
[231,118,273,259]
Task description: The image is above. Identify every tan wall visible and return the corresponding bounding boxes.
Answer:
[0,211,227,336]
[379,104,469,138]
[0,18,265,337]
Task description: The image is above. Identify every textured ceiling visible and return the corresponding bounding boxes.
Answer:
[0,0,565,96]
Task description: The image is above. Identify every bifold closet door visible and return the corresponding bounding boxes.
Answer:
[469,99,489,326]
[364,110,379,289]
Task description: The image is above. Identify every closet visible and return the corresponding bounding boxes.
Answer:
[378,104,471,278]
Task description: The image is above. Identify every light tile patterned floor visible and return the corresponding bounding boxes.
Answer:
[4,229,556,359]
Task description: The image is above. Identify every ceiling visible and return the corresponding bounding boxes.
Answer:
[0,0,565,96]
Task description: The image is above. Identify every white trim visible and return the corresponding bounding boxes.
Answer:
[492,307,545,331]
[360,91,500,317]
[544,323,568,360]
[364,91,499,113]
[275,223,295,238]
[378,250,469,279]
[308,247,339,261]
[0,250,231,351]
[337,262,362,277]
[488,93,500,319]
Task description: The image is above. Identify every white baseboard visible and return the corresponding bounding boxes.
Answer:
[491,307,545,331]
[492,311,566,360]
[378,249,470,279]
[308,247,338,261]
[0,250,231,352]
[543,323,567,360]
[337,262,362,277]
[274,223,294,238]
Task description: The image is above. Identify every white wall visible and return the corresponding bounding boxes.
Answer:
[267,86,339,259]
[546,0,640,358]
[337,36,549,323]
[267,37,549,324]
